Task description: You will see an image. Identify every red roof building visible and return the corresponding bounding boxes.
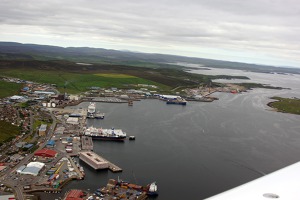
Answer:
[34,149,57,157]
[65,190,84,200]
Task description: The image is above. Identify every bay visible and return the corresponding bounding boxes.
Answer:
[40,68,300,199]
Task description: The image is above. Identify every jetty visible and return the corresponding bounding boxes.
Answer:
[79,151,122,172]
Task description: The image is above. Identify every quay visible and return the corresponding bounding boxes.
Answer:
[81,136,93,151]
[85,97,128,103]
[79,151,122,172]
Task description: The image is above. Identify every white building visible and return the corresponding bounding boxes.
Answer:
[17,162,45,176]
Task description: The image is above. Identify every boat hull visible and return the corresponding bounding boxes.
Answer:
[147,191,159,196]
[166,101,187,105]
[95,116,104,119]
[90,136,126,141]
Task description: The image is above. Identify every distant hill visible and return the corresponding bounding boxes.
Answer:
[0,42,300,74]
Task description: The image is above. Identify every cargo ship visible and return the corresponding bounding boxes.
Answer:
[84,127,126,141]
[166,97,187,105]
[99,179,158,197]
[115,179,158,197]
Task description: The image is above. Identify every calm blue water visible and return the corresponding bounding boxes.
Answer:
[40,69,300,199]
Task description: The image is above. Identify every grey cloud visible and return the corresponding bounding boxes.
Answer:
[0,0,299,66]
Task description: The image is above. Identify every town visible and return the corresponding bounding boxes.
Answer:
[0,76,246,200]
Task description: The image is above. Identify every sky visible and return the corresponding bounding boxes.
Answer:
[0,0,300,67]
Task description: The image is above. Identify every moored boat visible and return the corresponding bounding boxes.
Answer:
[87,102,96,118]
[95,111,105,119]
[129,136,135,140]
[87,102,96,114]
[166,97,187,105]
[84,127,126,141]
[147,182,158,196]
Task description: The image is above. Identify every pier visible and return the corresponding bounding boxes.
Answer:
[81,136,93,151]
[79,151,122,172]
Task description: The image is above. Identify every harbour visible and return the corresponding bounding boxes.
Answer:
[3,68,300,200]
[32,83,296,200]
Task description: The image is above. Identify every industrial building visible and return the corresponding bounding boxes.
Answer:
[34,148,58,158]
[66,117,79,125]
[17,162,45,176]
[64,189,84,200]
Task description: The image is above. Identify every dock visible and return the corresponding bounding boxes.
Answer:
[86,97,128,103]
[81,136,93,151]
[79,151,122,172]
[108,162,122,172]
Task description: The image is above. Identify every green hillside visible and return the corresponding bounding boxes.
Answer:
[0,79,22,98]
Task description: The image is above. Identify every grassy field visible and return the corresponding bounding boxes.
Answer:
[0,120,20,144]
[95,73,136,78]
[0,60,252,95]
[0,79,22,98]
[268,97,300,115]
[1,69,163,94]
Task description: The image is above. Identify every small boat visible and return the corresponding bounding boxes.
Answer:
[147,182,158,196]
[95,112,105,119]
[129,136,135,140]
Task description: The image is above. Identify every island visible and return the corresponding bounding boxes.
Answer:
[268,97,300,115]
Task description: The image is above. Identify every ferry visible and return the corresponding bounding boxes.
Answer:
[84,127,126,141]
[166,97,187,105]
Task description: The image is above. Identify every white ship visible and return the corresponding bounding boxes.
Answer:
[84,127,127,141]
[87,102,96,118]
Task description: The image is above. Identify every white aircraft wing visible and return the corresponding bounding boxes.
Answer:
[205,162,300,200]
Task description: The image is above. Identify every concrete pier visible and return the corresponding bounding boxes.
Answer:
[79,151,122,172]
[79,151,109,170]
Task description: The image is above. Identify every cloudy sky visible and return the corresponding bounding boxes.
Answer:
[0,0,300,67]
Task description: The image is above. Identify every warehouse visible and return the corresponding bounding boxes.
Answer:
[34,148,57,158]
[17,162,45,176]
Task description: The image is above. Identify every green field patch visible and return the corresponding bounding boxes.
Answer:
[268,97,300,115]
[0,69,161,94]
[0,120,20,144]
[0,79,22,98]
[95,73,137,78]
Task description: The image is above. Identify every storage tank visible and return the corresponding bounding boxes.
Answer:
[42,102,47,107]
[51,102,56,107]
[47,103,51,107]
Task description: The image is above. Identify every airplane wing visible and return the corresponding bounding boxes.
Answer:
[205,162,300,200]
